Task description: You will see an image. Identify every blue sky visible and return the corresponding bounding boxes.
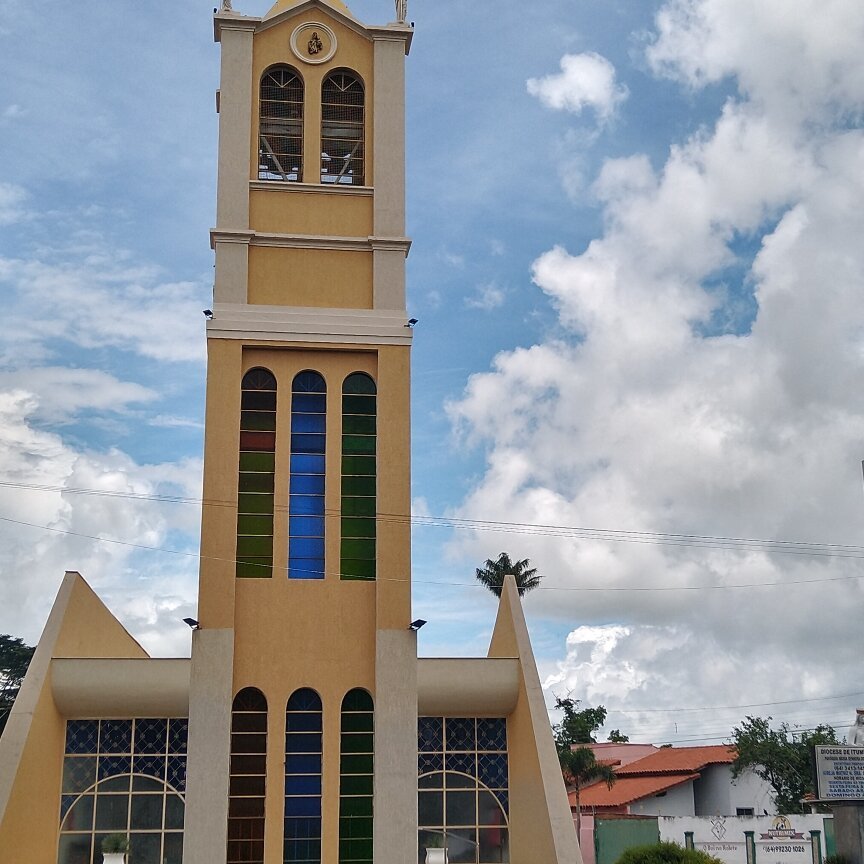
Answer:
[2,0,864,746]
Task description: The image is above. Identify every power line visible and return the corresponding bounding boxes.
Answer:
[2,511,864,592]
[2,479,864,562]
[603,692,864,714]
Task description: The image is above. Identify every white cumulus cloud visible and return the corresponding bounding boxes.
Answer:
[527,52,629,122]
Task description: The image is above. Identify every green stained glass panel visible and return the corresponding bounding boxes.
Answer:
[240,410,276,431]
[342,414,376,435]
[341,456,376,476]
[341,497,375,517]
[239,452,276,472]
[341,517,375,538]
[236,514,273,536]
[341,560,376,580]
[236,536,273,556]
[342,434,375,455]
[237,493,274,514]
[340,774,373,796]
[342,374,376,395]
[238,472,275,493]
[340,733,373,754]
[339,796,372,817]
[342,395,376,415]
[341,476,375,496]
[340,754,374,774]
[340,712,374,733]
[340,817,373,839]
[236,559,273,578]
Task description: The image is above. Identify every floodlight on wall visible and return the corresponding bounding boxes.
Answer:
[405,318,418,328]
[183,617,200,630]
[203,309,214,319]
[408,619,426,631]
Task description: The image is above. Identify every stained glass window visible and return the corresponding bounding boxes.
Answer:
[228,688,267,864]
[339,689,374,864]
[285,688,323,864]
[289,371,326,580]
[58,718,187,864]
[417,718,509,864]
[341,374,376,581]
[237,368,277,578]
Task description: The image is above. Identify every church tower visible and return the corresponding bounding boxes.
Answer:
[184,2,416,862]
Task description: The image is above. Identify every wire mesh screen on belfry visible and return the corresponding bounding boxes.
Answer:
[259,66,304,182]
[321,72,364,185]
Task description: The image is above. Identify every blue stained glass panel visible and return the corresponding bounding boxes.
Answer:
[134,718,168,754]
[289,516,325,536]
[291,433,326,454]
[293,539,326,560]
[286,732,322,753]
[495,790,509,815]
[285,775,321,795]
[445,718,475,752]
[286,712,323,732]
[286,754,322,774]
[292,413,326,433]
[288,689,322,711]
[293,373,326,394]
[477,718,507,752]
[168,719,188,754]
[290,453,326,474]
[290,494,325,515]
[289,563,325,580]
[60,794,77,822]
[98,755,132,780]
[100,720,132,754]
[446,751,476,777]
[418,717,443,752]
[133,754,166,780]
[292,392,327,412]
[285,817,321,838]
[284,796,321,818]
[290,474,325,495]
[66,720,99,754]
[477,753,508,789]
[167,755,187,791]
[419,752,444,774]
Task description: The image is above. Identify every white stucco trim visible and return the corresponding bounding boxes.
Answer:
[206,304,414,344]
[51,659,190,717]
[249,180,373,196]
[417,658,520,715]
[210,229,411,254]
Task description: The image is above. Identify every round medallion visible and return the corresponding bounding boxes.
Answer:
[290,22,337,65]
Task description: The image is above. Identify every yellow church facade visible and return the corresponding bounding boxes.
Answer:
[0,2,581,863]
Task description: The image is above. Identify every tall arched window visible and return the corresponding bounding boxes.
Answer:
[259,65,304,182]
[321,71,364,185]
[289,371,327,580]
[341,373,376,581]
[339,689,374,864]
[237,368,277,579]
[285,688,323,864]
[228,688,268,864]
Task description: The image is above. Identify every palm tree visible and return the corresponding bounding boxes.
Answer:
[475,552,542,597]
[559,746,617,840]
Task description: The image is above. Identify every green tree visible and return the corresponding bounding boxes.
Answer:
[732,715,838,813]
[608,729,630,743]
[474,552,542,598]
[615,842,724,864]
[559,745,617,838]
[553,697,608,747]
[0,635,35,736]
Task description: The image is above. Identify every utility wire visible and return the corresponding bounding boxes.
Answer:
[2,479,864,560]
[2,512,864,592]
[603,692,864,714]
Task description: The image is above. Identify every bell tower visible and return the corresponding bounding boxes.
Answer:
[183,2,415,863]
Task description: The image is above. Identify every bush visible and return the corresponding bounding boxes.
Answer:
[615,842,725,864]
[101,833,130,854]
[825,856,850,864]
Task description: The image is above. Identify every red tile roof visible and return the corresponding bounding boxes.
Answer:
[616,745,736,776]
[574,773,700,808]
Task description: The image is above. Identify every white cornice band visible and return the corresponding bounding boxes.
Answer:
[206,304,414,345]
[211,229,411,255]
